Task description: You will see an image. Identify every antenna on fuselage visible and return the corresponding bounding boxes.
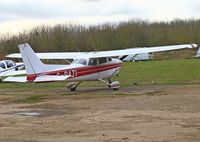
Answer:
[91,45,98,52]
[74,45,81,52]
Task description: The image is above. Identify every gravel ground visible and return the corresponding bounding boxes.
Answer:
[0,84,200,142]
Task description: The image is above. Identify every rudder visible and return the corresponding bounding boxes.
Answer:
[18,43,46,75]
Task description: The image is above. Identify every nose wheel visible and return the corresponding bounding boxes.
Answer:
[109,81,120,90]
[99,79,120,90]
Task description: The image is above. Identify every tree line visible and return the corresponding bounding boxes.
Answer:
[0,19,199,59]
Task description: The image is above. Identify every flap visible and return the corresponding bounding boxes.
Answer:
[34,75,70,83]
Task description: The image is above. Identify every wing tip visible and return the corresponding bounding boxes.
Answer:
[191,43,198,48]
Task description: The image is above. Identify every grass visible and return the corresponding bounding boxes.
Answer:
[118,58,200,85]
[0,58,200,90]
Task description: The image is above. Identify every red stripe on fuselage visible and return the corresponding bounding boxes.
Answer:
[27,63,122,82]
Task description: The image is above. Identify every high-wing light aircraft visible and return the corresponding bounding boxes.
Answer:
[0,60,24,80]
[4,43,197,91]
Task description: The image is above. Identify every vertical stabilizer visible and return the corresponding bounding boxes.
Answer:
[18,43,46,75]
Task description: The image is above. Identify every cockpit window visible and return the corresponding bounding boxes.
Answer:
[99,57,107,64]
[108,57,112,61]
[71,59,78,64]
[5,60,14,68]
[0,62,6,69]
[89,58,98,66]
[71,59,87,65]
[77,59,87,65]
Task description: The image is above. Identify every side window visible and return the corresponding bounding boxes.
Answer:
[13,62,16,66]
[108,57,112,62]
[99,57,107,64]
[89,58,98,66]
[0,62,6,69]
[6,61,14,68]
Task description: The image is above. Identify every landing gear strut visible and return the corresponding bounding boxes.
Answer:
[66,82,82,91]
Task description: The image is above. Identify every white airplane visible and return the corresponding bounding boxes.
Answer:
[0,60,24,80]
[4,43,197,91]
[196,47,200,58]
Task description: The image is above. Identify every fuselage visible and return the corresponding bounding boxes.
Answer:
[27,58,122,82]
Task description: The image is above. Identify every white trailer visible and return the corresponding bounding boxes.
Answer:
[196,48,200,58]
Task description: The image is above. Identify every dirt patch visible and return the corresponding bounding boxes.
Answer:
[0,84,200,142]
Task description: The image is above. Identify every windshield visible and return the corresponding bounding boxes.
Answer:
[0,62,6,69]
[71,59,87,65]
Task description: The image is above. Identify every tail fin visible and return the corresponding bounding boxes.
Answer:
[18,43,46,75]
[10,43,70,83]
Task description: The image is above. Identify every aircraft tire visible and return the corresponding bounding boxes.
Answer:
[70,87,76,91]
[113,88,119,91]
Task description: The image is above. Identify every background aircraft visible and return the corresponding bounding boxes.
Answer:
[0,60,24,80]
[196,47,200,58]
[4,43,197,91]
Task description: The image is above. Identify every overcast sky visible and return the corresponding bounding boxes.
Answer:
[0,0,200,35]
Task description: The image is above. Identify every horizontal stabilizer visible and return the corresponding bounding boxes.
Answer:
[3,75,70,83]
[34,75,70,83]
[3,76,27,82]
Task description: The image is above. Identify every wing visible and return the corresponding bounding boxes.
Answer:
[6,52,85,60]
[6,43,197,60]
[88,44,197,58]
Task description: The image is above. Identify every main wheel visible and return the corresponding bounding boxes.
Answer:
[70,87,76,91]
[66,82,77,91]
